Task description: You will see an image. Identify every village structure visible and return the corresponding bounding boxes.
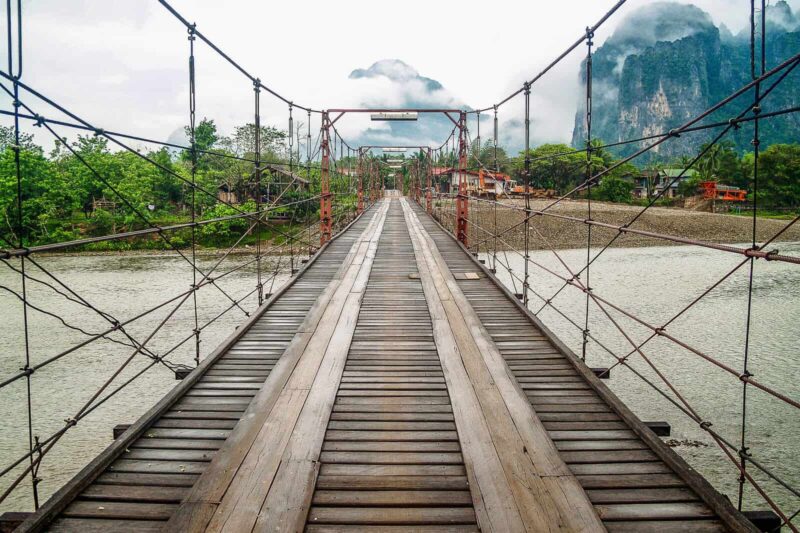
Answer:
[427,166,747,211]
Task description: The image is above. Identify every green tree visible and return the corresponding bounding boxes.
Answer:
[181,118,220,170]
[0,142,55,244]
[754,144,800,208]
[514,144,603,192]
[593,176,634,203]
[471,139,510,173]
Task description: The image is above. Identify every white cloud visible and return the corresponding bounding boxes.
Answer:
[1,0,794,152]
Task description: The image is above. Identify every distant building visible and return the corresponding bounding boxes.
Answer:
[699,181,747,202]
[216,164,310,205]
[626,168,699,199]
[434,167,510,197]
[217,183,239,204]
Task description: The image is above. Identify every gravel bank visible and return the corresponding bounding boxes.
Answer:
[435,198,800,251]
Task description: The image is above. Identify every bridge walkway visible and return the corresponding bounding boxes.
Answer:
[21,198,753,532]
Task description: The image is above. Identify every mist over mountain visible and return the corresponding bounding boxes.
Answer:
[343,59,464,149]
[572,1,800,161]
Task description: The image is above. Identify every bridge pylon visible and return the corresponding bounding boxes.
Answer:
[357,148,364,214]
[456,111,469,247]
[320,111,333,245]
[426,147,433,214]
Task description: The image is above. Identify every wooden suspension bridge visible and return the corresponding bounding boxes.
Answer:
[13,197,757,532]
[3,0,799,530]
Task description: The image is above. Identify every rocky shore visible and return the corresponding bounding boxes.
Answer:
[444,198,800,251]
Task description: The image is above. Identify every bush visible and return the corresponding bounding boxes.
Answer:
[90,208,115,236]
[592,177,633,203]
[199,201,253,245]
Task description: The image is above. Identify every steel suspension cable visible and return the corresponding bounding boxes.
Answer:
[582,28,594,362]
[6,0,39,507]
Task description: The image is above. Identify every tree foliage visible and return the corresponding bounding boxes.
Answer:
[0,120,322,250]
[754,144,800,208]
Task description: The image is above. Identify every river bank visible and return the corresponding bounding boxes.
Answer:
[459,198,800,251]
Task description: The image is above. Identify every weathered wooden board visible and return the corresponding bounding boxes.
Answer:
[401,198,603,533]
[303,202,479,531]
[408,200,754,533]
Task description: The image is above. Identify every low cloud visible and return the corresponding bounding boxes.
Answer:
[2,0,797,155]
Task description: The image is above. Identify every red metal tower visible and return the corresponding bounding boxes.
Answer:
[456,112,469,247]
[319,112,332,245]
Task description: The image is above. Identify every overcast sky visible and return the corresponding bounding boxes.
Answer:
[1,0,792,152]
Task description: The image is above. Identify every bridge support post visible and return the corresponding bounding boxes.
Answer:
[456,111,469,247]
[357,149,364,215]
[370,163,378,203]
[253,79,264,306]
[426,147,432,214]
[320,111,332,245]
[415,157,422,203]
[522,83,531,307]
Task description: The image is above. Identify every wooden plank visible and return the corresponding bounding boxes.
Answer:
[322,441,460,452]
[401,199,603,533]
[121,449,215,462]
[315,475,469,491]
[196,201,390,533]
[48,518,164,532]
[576,473,686,489]
[62,501,176,520]
[108,460,207,475]
[586,488,699,504]
[319,464,466,477]
[306,525,479,532]
[312,490,473,506]
[93,473,198,487]
[604,520,725,532]
[307,507,477,525]
[595,502,717,520]
[319,452,464,464]
[80,484,187,503]
[325,430,458,442]
[162,204,388,532]
[418,202,757,533]
[17,209,372,533]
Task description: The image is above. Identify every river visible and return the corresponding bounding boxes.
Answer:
[0,244,798,515]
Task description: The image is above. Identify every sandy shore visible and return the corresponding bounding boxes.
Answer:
[442,198,800,251]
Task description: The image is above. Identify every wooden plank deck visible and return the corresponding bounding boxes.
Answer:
[407,200,754,533]
[20,197,755,532]
[23,206,381,533]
